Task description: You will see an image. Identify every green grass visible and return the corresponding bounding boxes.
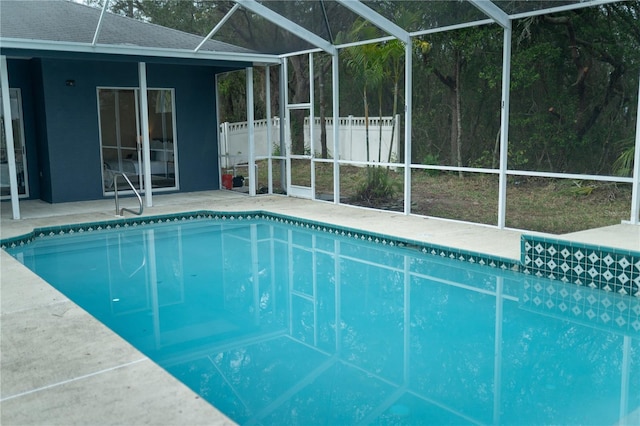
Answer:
[256,160,631,234]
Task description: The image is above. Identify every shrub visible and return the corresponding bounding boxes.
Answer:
[354,166,399,202]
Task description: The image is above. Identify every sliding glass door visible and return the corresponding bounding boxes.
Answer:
[98,88,177,194]
[0,89,28,199]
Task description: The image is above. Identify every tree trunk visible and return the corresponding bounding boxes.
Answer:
[318,58,328,159]
[387,77,398,164]
[378,89,383,162]
[455,52,463,178]
[364,86,370,165]
[449,91,457,170]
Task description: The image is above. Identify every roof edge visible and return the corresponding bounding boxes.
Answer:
[0,37,281,65]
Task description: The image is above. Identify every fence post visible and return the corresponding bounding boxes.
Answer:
[348,115,354,160]
[394,114,400,161]
[222,121,230,169]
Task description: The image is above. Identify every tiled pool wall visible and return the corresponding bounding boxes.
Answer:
[522,235,640,298]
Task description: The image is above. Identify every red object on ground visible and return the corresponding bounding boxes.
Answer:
[222,174,233,190]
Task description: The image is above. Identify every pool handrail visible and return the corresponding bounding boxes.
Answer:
[113,172,143,217]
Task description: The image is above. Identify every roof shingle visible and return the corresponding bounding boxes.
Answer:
[0,0,253,53]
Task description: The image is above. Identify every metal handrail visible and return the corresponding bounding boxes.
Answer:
[114,173,143,217]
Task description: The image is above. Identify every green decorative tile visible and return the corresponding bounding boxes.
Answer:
[522,235,639,298]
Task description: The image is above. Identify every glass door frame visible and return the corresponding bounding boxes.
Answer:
[0,88,29,200]
[98,86,178,196]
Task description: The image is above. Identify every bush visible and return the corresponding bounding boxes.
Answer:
[354,166,399,202]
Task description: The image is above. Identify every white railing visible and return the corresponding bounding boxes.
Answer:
[219,115,400,168]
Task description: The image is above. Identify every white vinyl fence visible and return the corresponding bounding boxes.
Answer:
[219,115,400,168]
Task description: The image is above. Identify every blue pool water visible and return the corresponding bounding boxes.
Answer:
[6,215,640,425]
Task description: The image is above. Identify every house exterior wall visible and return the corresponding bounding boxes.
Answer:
[7,56,229,203]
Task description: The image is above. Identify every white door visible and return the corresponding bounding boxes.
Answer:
[285,54,315,199]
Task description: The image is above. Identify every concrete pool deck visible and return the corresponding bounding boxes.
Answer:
[1,190,638,425]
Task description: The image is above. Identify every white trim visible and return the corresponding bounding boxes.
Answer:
[508,0,621,21]
[265,65,273,194]
[280,48,323,59]
[91,0,110,46]
[287,103,312,110]
[336,0,411,44]
[246,66,256,196]
[631,70,640,224]
[506,170,633,183]
[411,164,498,174]
[335,36,395,51]
[409,19,495,38]
[215,73,224,189]
[309,53,315,199]
[234,0,337,55]
[498,24,512,229]
[339,159,404,168]
[403,42,412,214]
[332,53,340,205]
[283,59,291,194]
[468,0,510,29]
[0,38,281,65]
[195,3,240,53]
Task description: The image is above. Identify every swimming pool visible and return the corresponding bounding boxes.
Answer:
[4,212,639,425]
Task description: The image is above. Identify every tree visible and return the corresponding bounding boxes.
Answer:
[342,20,387,164]
[417,27,499,177]
[510,3,640,174]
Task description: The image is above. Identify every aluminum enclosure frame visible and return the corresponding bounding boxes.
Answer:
[1,0,637,229]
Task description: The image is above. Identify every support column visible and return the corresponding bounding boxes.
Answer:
[282,60,291,193]
[138,62,152,208]
[630,71,640,224]
[266,66,273,193]
[332,52,340,204]
[403,42,412,215]
[247,67,256,196]
[497,24,513,229]
[0,55,20,219]
[309,53,315,199]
